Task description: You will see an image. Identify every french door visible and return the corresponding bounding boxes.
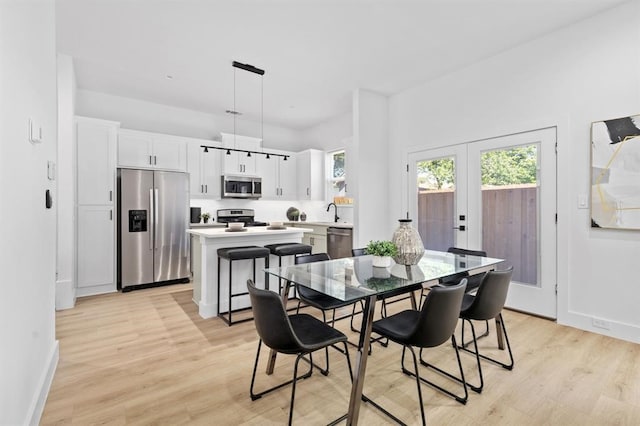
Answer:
[408,128,557,318]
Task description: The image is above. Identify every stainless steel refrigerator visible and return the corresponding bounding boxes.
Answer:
[117,168,190,291]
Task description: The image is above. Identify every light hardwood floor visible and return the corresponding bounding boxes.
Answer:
[41,283,640,425]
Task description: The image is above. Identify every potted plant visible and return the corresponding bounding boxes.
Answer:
[365,240,398,268]
[200,212,211,223]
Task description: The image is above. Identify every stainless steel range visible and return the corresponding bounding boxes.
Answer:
[216,209,268,227]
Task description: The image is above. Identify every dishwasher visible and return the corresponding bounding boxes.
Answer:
[327,227,353,259]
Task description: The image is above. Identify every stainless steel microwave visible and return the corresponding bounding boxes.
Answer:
[221,175,262,199]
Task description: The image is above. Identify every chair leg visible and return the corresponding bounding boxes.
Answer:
[403,345,427,426]
[250,340,313,401]
[415,336,468,404]
[458,318,484,393]
[458,314,514,388]
[461,318,490,348]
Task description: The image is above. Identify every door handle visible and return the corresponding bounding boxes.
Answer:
[154,188,159,249]
[453,225,466,231]
[149,189,154,250]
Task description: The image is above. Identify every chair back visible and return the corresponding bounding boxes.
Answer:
[351,248,366,257]
[461,267,513,320]
[247,279,303,353]
[411,280,466,348]
[447,247,487,257]
[295,253,330,265]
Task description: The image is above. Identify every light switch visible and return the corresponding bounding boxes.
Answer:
[29,118,43,143]
[47,161,56,180]
[578,195,588,209]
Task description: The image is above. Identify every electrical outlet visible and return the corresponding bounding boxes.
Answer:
[592,318,610,330]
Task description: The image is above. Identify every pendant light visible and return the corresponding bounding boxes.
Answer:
[201,61,286,159]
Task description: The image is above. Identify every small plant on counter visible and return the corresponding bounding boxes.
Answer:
[365,240,398,257]
[200,212,211,223]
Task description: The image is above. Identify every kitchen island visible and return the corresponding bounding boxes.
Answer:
[187,226,312,319]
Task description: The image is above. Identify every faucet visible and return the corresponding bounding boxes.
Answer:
[327,202,339,223]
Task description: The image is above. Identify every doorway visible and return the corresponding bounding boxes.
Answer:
[408,127,557,318]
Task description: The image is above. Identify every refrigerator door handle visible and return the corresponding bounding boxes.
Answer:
[149,189,154,250]
[153,188,158,249]
[154,188,159,249]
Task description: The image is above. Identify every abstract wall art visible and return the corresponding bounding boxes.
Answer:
[591,114,640,229]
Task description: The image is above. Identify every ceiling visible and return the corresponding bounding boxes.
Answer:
[56,0,627,130]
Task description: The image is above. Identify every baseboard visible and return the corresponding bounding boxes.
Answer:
[559,310,640,344]
[76,283,117,298]
[26,340,59,426]
[55,279,76,310]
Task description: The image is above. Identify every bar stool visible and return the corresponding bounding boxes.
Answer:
[217,246,270,326]
[264,243,312,293]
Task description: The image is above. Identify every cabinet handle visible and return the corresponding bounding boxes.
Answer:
[310,236,314,245]
[154,155,157,165]
[200,184,203,193]
[205,184,208,193]
[110,210,112,221]
[109,190,112,202]
[307,188,310,196]
[149,155,153,165]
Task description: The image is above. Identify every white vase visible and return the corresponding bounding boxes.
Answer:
[372,255,392,268]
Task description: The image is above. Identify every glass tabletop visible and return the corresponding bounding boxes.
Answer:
[264,249,503,303]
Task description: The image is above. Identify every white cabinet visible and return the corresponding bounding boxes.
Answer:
[118,129,187,171]
[222,150,256,175]
[292,223,328,254]
[255,150,297,200]
[76,117,117,205]
[297,149,325,201]
[75,117,118,296]
[187,139,221,199]
[220,132,261,175]
[77,205,114,292]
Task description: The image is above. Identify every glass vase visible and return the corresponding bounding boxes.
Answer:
[392,219,425,265]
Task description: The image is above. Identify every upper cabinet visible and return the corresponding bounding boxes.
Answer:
[255,150,297,200]
[220,132,261,175]
[187,138,221,199]
[76,117,118,206]
[297,149,325,201]
[118,129,187,171]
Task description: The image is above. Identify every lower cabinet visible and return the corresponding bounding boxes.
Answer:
[77,205,115,296]
[303,233,328,254]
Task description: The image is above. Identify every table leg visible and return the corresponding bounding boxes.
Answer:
[346,294,377,426]
[266,280,291,375]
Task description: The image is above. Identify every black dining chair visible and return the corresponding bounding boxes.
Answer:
[371,281,468,426]
[420,247,490,343]
[295,253,364,336]
[457,267,514,393]
[247,279,353,426]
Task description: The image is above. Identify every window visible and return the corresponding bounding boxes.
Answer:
[327,149,347,200]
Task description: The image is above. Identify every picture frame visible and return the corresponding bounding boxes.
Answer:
[591,114,640,229]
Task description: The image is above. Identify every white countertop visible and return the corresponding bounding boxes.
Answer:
[285,221,353,229]
[187,226,313,238]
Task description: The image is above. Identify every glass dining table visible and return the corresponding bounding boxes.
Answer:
[264,249,503,425]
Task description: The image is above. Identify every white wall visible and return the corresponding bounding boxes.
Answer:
[76,89,304,151]
[56,54,77,309]
[300,112,352,151]
[0,1,59,424]
[352,89,391,247]
[388,0,640,343]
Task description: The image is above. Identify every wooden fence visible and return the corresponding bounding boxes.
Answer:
[417,185,537,284]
